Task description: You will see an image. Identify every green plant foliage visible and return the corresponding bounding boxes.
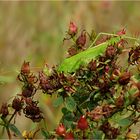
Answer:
[65,96,76,112]
[0,23,140,139]
[9,124,22,137]
[92,129,105,140]
[53,96,63,107]
[41,129,50,139]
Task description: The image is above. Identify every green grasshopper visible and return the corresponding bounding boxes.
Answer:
[58,32,138,73]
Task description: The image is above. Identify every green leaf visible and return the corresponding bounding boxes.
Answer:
[58,36,121,73]
[62,107,70,115]
[53,96,63,107]
[41,129,50,139]
[65,96,76,112]
[9,124,22,136]
[118,117,131,126]
[92,129,105,140]
[63,112,74,121]
[133,74,140,82]
[63,119,73,129]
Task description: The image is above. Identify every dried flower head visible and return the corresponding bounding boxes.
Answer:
[68,46,77,56]
[0,103,9,117]
[21,61,30,75]
[88,60,97,71]
[76,31,86,47]
[23,101,43,122]
[12,97,23,111]
[105,45,116,58]
[119,72,131,85]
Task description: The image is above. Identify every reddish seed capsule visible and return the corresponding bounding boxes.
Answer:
[68,21,78,36]
[88,60,97,71]
[105,65,110,73]
[21,61,30,75]
[56,123,66,136]
[0,103,9,117]
[105,46,116,58]
[119,72,131,85]
[12,98,23,111]
[77,115,88,130]
[76,31,86,47]
[64,132,74,140]
[117,28,126,36]
[68,46,77,56]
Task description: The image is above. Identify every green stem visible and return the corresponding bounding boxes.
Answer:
[6,126,11,140]
[8,110,16,124]
[76,105,83,115]
[1,117,11,139]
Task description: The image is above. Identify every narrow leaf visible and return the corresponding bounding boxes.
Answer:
[41,129,50,139]
[65,96,76,112]
[53,96,63,107]
[9,124,22,136]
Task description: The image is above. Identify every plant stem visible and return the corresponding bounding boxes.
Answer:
[1,117,11,139]
[6,126,11,140]
[8,110,16,124]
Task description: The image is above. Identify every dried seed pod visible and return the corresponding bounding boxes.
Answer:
[22,85,34,98]
[76,31,86,47]
[105,45,116,58]
[68,46,77,56]
[119,72,131,85]
[21,61,30,75]
[0,103,9,117]
[115,95,124,107]
[128,47,140,65]
[39,71,53,92]
[88,60,97,71]
[23,101,43,122]
[12,98,23,111]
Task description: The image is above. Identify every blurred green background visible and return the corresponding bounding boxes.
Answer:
[0,1,140,138]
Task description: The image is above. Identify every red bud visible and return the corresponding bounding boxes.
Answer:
[117,28,126,36]
[77,115,88,130]
[64,132,74,140]
[76,31,86,47]
[68,22,78,36]
[56,123,66,136]
[21,61,30,75]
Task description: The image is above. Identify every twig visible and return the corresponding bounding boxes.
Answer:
[8,110,16,124]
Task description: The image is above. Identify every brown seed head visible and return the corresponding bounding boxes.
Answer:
[0,103,9,117]
[21,61,30,75]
